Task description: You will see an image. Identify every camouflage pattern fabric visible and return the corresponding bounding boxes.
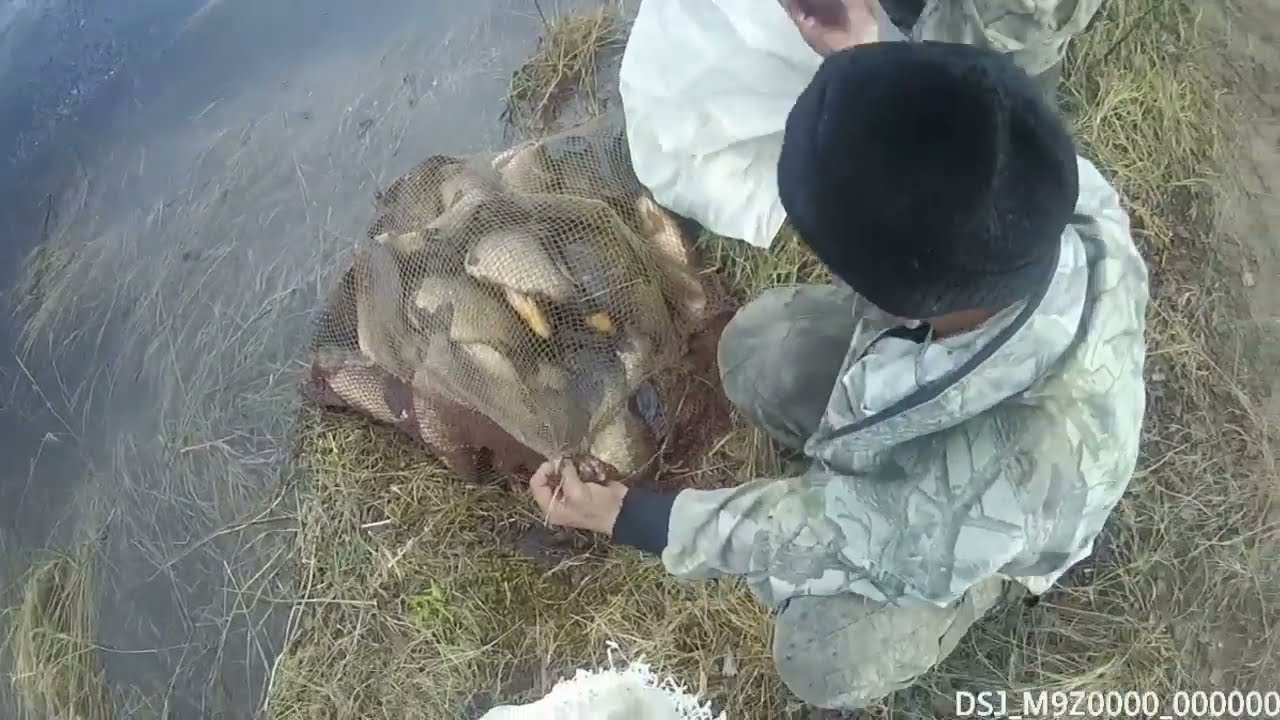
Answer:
[773,575,1005,707]
[663,155,1148,708]
[913,0,1107,76]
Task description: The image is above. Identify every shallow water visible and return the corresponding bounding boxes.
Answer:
[0,0,607,715]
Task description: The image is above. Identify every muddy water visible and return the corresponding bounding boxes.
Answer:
[0,0,606,716]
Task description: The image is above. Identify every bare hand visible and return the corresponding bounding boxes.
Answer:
[529,457,628,536]
[780,0,880,56]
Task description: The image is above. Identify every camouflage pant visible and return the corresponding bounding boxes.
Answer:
[717,284,1004,710]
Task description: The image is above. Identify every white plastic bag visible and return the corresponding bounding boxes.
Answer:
[620,0,906,248]
[476,645,726,720]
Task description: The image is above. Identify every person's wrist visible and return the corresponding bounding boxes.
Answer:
[599,484,628,536]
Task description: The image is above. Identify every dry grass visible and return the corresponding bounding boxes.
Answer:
[266,1,1278,718]
[503,3,626,132]
[3,544,112,720]
[264,415,791,718]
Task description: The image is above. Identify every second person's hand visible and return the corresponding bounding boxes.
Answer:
[780,0,881,56]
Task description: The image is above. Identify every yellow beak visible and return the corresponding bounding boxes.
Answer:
[503,288,552,339]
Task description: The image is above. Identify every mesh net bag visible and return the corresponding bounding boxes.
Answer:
[302,117,724,483]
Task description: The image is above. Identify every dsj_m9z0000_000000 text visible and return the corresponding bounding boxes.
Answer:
[954,689,1280,719]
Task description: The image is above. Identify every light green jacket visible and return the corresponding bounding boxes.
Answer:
[913,0,1106,76]
[662,156,1149,609]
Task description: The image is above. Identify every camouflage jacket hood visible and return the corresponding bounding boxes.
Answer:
[662,156,1150,608]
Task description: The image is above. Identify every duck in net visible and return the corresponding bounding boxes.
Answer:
[302,118,725,484]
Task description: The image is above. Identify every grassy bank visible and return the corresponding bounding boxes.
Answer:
[7,0,1274,718]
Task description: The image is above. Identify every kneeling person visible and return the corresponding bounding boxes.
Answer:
[530,40,1148,711]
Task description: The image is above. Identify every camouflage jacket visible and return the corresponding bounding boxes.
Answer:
[661,156,1149,609]
[912,0,1106,76]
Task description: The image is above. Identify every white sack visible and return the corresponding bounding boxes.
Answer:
[619,0,906,248]
[476,645,726,720]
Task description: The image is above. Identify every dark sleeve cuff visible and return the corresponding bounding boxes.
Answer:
[611,487,678,556]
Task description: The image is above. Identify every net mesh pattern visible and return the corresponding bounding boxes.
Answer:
[302,118,723,482]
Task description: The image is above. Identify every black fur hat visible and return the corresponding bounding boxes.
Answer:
[777,41,1079,318]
